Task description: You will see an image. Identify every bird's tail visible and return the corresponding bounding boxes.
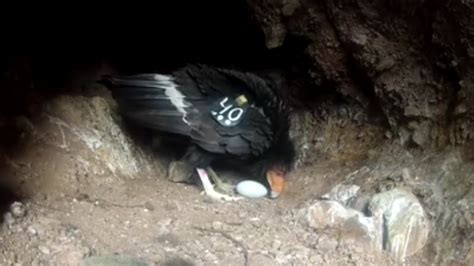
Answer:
[98,73,193,136]
[99,74,176,107]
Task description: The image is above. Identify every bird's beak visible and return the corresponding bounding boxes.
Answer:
[266,170,285,199]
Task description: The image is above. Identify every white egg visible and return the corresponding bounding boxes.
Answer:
[236,180,268,198]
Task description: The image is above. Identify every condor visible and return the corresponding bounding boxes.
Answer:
[102,64,295,200]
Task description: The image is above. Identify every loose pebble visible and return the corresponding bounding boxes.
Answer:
[38,246,51,255]
[27,226,37,236]
[10,202,26,218]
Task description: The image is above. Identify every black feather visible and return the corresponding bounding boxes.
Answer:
[101,64,295,186]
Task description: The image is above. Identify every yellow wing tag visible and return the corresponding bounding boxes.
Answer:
[235,95,248,106]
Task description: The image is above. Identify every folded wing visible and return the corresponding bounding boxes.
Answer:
[104,70,274,159]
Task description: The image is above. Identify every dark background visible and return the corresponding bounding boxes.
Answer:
[0,1,310,115]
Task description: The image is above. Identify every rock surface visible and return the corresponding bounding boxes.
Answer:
[300,199,382,253]
[82,255,148,266]
[321,184,360,205]
[9,202,26,218]
[246,2,474,263]
[248,0,474,149]
[301,186,431,262]
[369,188,430,263]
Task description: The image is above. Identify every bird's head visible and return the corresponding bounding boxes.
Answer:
[214,65,295,198]
[260,136,295,199]
[266,166,286,199]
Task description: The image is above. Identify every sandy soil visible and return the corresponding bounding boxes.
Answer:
[1,90,469,265]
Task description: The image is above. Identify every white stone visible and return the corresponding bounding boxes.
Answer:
[369,188,430,262]
[300,200,383,252]
[321,184,360,205]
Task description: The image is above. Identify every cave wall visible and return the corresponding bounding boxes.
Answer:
[0,1,472,264]
[247,0,474,149]
[247,1,474,264]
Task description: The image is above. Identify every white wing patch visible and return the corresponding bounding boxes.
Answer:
[154,74,190,124]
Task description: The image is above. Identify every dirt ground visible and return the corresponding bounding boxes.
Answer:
[0,90,471,265]
[0,162,386,266]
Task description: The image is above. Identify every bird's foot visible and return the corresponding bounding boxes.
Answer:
[196,168,243,202]
[167,161,193,183]
[205,167,237,195]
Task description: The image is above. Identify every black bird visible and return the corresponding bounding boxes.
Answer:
[101,64,295,200]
